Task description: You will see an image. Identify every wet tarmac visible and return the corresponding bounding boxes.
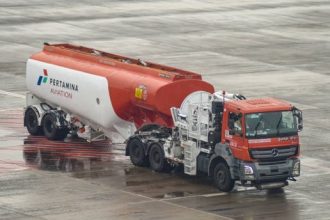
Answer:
[1,0,330,219]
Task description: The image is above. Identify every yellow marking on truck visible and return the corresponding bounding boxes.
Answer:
[135,87,143,99]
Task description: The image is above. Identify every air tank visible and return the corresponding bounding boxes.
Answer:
[26,43,214,139]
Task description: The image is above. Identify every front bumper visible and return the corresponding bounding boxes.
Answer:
[239,158,300,182]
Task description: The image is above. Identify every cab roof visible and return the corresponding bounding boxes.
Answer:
[226,98,293,113]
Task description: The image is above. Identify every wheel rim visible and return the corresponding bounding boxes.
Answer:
[216,169,226,184]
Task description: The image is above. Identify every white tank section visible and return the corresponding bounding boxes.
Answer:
[26,59,136,140]
[179,91,212,117]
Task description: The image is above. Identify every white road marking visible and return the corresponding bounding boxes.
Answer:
[126,191,227,202]
[161,194,201,201]
[236,187,256,192]
[0,108,23,112]
[202,192,227,197]
[0,90,25,99]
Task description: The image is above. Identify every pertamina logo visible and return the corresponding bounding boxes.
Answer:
[36,68,79,99]
[37,69,48,85]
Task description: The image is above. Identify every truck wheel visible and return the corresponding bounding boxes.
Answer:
[128,138,147,166]
[24,108,41,135]
[213,162,235,192]
[149,143,167,172]
[42,113,68,140]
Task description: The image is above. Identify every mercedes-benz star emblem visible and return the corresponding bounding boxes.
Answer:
[272,148,279,157]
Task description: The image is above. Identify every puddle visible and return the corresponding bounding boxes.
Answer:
[22,135,123,173]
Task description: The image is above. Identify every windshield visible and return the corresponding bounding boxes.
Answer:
[245,111,298,139]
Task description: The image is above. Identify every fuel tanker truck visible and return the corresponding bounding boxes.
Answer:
[24,43,303,191]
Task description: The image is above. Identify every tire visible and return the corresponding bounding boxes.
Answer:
[42,113,68,140]
[213,162,235,192]
[128,138,147,166]
[24,108,41,135]
[149,143,167,172]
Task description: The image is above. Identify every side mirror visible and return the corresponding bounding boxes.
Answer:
[293,107,303,131]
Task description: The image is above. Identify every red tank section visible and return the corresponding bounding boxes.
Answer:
[30,43,214,128]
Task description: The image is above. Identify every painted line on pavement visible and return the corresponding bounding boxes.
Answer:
[202,192,227,197]
[0,108,23,112]
[0,90,25,99]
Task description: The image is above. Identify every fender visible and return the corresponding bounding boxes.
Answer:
[208,143,238,179]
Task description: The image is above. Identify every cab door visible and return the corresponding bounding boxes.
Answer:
[223,110,245,159]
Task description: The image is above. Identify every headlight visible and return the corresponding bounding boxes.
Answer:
[244,165,255,180]
[292,161,300,177]
[244,165,254,175]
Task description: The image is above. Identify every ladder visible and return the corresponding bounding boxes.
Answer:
[183,140,198,175]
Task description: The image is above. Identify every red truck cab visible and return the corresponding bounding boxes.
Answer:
[219,97,302,188]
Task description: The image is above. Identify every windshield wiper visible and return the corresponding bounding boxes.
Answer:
[276,114,283,135]
[253,116,263,137]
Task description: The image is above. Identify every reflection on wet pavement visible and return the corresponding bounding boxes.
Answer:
[0,107,329,220]
[0,109,216,193]
[23,136,118,172]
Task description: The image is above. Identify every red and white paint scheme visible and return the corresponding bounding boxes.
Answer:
[24,43,303,192]
[25,43,213,141]
[26,59,137,140]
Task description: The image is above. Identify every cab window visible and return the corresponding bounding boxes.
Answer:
[228,112,242,135]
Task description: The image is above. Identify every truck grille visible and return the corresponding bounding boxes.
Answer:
[250,146,298,160]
